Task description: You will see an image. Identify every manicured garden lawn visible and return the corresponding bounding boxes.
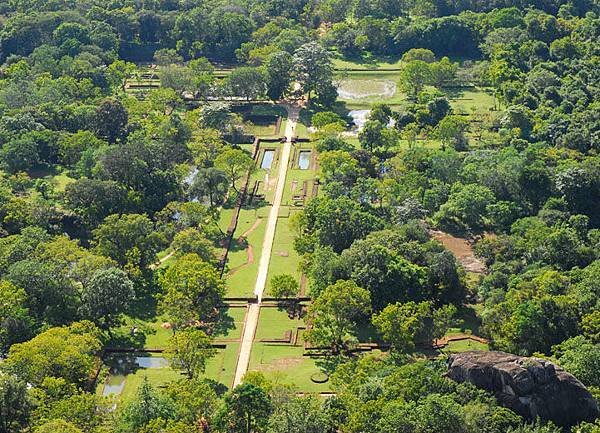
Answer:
[118,363,184,402]
[254,307,304,340]
[266,215,302,293]
[213,306,246,341]
[333,56,403,71]
[225,207,268,297]
[245,122,279,137]
[205,342,240,388]
[248,343,331,393]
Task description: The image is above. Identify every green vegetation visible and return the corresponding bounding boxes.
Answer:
[0,0,598,432]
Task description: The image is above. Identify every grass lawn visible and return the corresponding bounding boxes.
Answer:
[245,122,279,138]
[249,312,332,392]
[97,353,184,403]
[213,306,246,341]
[444,338,489,353]
[255,307,304,341]
[333,56,403,71]
[225,207,268,297]
[445,88,497,114]
[48,172,76,192]
[225,142,295,297]
[204,342,240,388]
[266,215,302,293]
[117,363,184,402]
[108,316,173,350]
[248,343,331,393]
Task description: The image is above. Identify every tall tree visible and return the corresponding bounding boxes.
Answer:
[158,253,225,329]
[0,374,30,433]
[80,268,135,330]
[217,383,272,433]
[265,51,292,101]
[214,149,255,193]
[305,280,371,354]
[399,60,431,101]
[92,213,163,270]
[292,42,335,102]
[167,328,215,379]
[94,98,128,143]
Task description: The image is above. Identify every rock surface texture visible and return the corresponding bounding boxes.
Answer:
[447,351,599,427]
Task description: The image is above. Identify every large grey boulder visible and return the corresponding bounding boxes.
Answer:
[447,351,599,427]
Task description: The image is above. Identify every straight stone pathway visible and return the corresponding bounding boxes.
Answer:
[232,104,299,387]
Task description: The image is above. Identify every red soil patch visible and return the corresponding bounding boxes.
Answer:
[430,230,486,274]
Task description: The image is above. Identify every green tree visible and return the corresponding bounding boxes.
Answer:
[92,213,163,270]
[58,131,106,167]
[3,322,102,386]
[171,228,216,263]
[373,301,455,353]
[305,280,371,354]
[269,274,299,298]
[34,419,83,433]
[218,383,272,433]
[359,120,398,155]
[312,111,345,129]
[224,67,267,100]
[118,377,176,432]
[0,136,39,173]
[94,98,128,143]
[267,395,330,433]
[433,183,496,233]
[215,149,255,192]
[292,42,334,101]
[6,259,78,325]
[372,301,431,353]
[430,57,458,87]
[265,51,292,101]
[63,179,128,227]
[167,328,215,379]
[0,280,33,353]
[164,378,218,426]
[80,268,135,330]
[435,115,469,151]
[399,61,431,101]
[319,150,360,185]
[0,375,30,433]
[402,48,436,63]
[553,336,600,387]
[158,253,225,329]
[299,196,384,253]
[189,167,229,207]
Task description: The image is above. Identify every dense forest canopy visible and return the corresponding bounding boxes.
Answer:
[0,0,598,432]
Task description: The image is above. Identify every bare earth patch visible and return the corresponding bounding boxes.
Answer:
[430,230,486,274]
[261,357,303,371]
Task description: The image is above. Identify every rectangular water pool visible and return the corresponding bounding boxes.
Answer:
[261,149,275,169]
[298,151,311,170]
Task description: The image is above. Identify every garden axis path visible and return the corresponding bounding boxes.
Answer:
[232,104,299,387]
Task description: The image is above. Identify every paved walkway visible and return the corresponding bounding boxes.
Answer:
[232,104,298,387]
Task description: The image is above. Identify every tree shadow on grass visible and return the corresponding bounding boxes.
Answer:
[208,307,236,338]
[314,354,349,375]
[106,325,148,350]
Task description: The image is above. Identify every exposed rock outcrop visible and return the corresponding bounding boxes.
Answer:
[447,351,599,427]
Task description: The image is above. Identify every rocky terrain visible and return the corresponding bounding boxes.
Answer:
[447,351,599,427]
